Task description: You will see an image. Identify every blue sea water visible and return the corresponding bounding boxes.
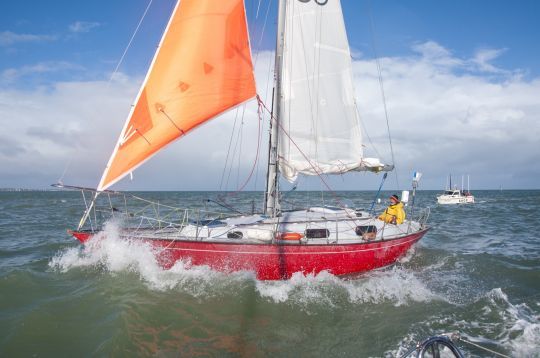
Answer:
[0,190,539,357]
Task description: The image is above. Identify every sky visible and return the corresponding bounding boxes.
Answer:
[1,0,539,191]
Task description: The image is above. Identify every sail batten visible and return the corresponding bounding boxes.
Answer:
[98,0,256,191]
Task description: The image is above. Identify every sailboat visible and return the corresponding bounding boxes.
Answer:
[60,0,430,280]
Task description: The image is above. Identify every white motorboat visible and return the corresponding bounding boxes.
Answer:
[437,175,475,205]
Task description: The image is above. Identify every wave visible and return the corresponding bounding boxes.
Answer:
[255,267,436,307]
[484,288,540,357]
[391,287,540,357]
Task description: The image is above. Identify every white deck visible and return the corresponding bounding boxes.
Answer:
[121,207,424,245]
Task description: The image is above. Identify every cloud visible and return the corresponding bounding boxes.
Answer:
[0,75,139,188]
[471,47,508,73]
[411,40,463,68]
[353,42,540,189]
[1,61,85,83]
[0,135,27,156]
[68,21,101,33]
[0,31,57,46]
[0,42,539,190]
[411,41,511,76]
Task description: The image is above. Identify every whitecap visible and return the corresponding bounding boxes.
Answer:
[255,266,437,307]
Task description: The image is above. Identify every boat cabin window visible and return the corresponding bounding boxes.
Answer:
[305,229,330,239]
[355,225,377,240]
[227,231,243,239]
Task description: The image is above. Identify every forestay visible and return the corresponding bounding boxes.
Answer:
[278,0,384,182]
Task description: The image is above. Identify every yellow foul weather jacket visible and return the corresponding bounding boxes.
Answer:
[378,202,406,224]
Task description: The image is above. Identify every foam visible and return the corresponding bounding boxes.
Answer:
[487,288,540,356]
[50,220,157,273]
[255,266,436,307]
[397,288,540,357]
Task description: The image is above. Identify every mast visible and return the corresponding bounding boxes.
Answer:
[264,0,286,217]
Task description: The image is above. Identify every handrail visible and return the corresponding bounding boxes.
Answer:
[54,184,245,232]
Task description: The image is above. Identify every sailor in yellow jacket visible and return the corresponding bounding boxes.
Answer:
[379,194,406,224]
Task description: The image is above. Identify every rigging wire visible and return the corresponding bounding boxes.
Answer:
[236,117,245,188]
[225,107,246,190]
[231,100,264,193]
[221,99,264,197]
[107,0,154,87]
[219,0,273,194]
[355,102,383,160]
[367,0,400,189]
[255,0,262,20]
[219,108,240,190]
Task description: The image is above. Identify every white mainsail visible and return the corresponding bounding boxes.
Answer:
[277,0,385,182]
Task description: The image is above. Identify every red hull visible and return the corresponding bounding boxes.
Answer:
[69,229,428,280]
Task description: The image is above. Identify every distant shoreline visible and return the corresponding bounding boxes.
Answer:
[0,188,53,192]
[1,188,539,192]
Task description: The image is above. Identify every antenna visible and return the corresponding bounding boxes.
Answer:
[408,171,422,231]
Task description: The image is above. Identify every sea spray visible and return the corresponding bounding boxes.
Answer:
[343,266,436,305]
[252,266,436,307]
[487,288,540,357]
[49,220,253,297]
[50,220,157,273]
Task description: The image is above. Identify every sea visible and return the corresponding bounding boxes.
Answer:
[1,189,539,357]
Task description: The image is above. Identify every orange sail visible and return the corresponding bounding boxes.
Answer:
[98,0,256,191]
